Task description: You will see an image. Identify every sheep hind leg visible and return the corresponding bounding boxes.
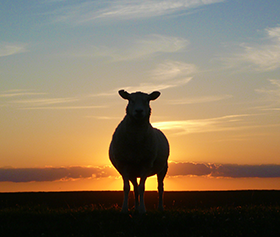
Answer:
[130,177,139,212]
[121,176,130,213]
[138,176,147,213]
[157,166,167,211]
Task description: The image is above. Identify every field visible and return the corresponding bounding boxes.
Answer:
[1,190,280,236]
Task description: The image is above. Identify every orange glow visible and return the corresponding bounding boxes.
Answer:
[1,176,280,193]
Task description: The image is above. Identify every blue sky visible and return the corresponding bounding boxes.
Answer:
[1,0,280,191]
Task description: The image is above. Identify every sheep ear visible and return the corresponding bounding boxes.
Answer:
[119,90,130,100]
[149,91,160,101]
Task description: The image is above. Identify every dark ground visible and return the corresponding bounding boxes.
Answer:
[0,190,280,236]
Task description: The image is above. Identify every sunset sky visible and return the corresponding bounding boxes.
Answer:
[1,0,280,192]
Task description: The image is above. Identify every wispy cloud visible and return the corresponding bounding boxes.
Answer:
[0,89,106,110]
[20,105,106,110]
[223,27,280,71]
[255,79,280,110]
[10,97,79,106]
[168,94,232,105]
[126,34,188,60]
[85,116,120,120]
[0,89,46,98]
[122,77,193,92]
[91,58,194,98]
[71,34,188,61]
[152,114,254,135]
[0,43,28,57]
[1,162,280,182]
[151,61,197,81]
[91,77,193,97]
[48,0,225,24]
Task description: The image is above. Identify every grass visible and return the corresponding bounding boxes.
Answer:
[1,191,280,236]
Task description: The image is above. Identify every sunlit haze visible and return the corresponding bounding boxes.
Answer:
[1,0,280,192]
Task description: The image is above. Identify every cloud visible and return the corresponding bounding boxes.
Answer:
[72,34,188,61]
[0,43,28,57]
[91,59,194,98]
[0,89,46,98]
[168,94,232,105]
[123,77,193,92]
[10,97,79,106]
[168,162,212,176]
[91,77,193,97]
[44,0,66,3]
[223,27,280,71]
[211,164,280,178]
[136,34,188,54]
[1,163,280,183]
[20,105,106,110]
[168,162,280,178]
[0,166,119,183]
[151,61,197,81]
[0,89,106,110]
[7,96,82,110]
[48,0,225,24]
[152,114,251,135]
[85,116,120,120]
[255,79,280,109]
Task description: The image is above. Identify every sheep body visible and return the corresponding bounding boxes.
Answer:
[109,90,169,213]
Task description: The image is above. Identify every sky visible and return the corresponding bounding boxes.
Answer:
[1,0,280,192]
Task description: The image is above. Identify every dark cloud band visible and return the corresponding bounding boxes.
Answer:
[0,166,118,183]
[1,163,280,183]
[212,164,280,178]
[168,162,280,178]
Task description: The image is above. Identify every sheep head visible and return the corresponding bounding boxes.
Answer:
[119,90,160,121]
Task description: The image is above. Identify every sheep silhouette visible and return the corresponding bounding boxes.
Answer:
[109,90,169,213]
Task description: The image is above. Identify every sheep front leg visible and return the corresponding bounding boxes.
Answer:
[121,176,130,213]
[157,167,167,211]
[138,176,147,213]
[130,177,139,211]
[157,174,164,211]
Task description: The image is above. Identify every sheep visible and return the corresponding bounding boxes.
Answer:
[109,89,169,213]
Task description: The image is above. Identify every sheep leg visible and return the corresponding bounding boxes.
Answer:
[157,166,167,211]
[130,177,139,211]
[121,176,130,213]
[138,176,147,213]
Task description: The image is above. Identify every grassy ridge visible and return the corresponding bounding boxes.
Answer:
[1,190,280,209]
[1,191,280,236]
